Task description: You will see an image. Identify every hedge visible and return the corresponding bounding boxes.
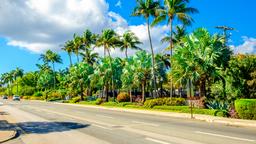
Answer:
[144,97,186,108]
[235,99,256,120]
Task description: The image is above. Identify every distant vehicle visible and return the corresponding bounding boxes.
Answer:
[2,95,8,99]
[12,95,20,101]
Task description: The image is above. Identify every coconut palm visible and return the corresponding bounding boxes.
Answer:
[153,0,198,55]
[96,29,119,58]
[161,25,187,48]
[119,30,142,58]
[132,0,162,98]
[80,48,99,66]
[39,50,62,89]
[73,34,82,63]
[62,40,74,67]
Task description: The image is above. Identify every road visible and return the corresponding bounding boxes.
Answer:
[0,100,255,144]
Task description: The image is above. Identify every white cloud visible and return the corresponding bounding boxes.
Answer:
[232,36,256,54]
[115,0,122,8]
[0,0,168,56]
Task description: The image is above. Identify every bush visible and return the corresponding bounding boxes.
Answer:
[95,98,103,105]
[144,97,186,108]
[85,96,98,101]
[33,91,43,97]
[116,102,134,107]
[29,96,43,100]
[70,97,81,103]
[117,92,130,102]
[235,99,256,120]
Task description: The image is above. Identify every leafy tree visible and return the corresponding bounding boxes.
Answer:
[133,51,152,102]
[68,62,94,100]
[172,28,226,98]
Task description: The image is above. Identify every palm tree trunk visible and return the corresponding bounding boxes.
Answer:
[80,82,84,101]
[107,49,115,98]
[129,88,132,102]
[52,62,56,90]
[169,19,174,98]
[125,47,128,59]
[16,80,18,95]
[142,82,145,103]
[146,17,157,98]
[68,53,73,67]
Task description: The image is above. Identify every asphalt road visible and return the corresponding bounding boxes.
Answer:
[0,100,255,144]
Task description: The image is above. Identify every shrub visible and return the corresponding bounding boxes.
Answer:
[33,91,43,97]
[117,92,130,102]
[70,97,81,103]
[235,99,256,120]
[207,100,230,117]
[116,102,134,107]
[29,96,43,100]
[85,96,98,101]
[95,98,103,105]
[144,98,186,108]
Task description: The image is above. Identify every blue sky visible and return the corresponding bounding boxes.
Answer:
[0,0,255,74]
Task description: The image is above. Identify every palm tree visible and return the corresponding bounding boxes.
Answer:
[80,29,99,65]
[62,40,74,67]
[39,50,62,89]
[96,29,120,99]
[96,29,119,58]
[153,0,198,55]
[153,0,198,97]
[161,25,187,48]
[1,72,13,96]
[73,34,82,63]
[132,0,162,98]
[13,68,24,95]
[80,48,99,66]
[119,30,142,58]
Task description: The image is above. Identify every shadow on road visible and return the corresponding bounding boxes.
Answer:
[0,120,90,134]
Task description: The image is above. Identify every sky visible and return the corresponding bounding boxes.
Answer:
[0,0,256,74]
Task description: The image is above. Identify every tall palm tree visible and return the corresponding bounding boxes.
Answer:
[39,50,62,89]
[13,68,24,95]
[153,0,198,97]
[62,40,74,67]
[119,30,142,58]
[161,25,187,48]
[153,0,198,55]
[132,0,162,98]
[96,29,119,58]
[96,29,119,99]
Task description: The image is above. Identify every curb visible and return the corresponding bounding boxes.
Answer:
[30,100,256,128]
[0,130,17,143]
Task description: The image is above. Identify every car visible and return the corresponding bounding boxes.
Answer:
[12,95,20,101]
[2,95,8,100]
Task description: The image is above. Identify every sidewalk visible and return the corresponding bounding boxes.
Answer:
[0,110,17,143]
[54,102,256,128]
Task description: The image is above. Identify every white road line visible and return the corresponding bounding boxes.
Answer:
[132,121,159,127]
[195,131,255,142]
[145,137,170,144]
[93,124,112,130]
[96,114,113,119]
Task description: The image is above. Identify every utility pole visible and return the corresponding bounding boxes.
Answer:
[215,26,234,45]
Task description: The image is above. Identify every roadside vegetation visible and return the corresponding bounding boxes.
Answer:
[0,0,255,120]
